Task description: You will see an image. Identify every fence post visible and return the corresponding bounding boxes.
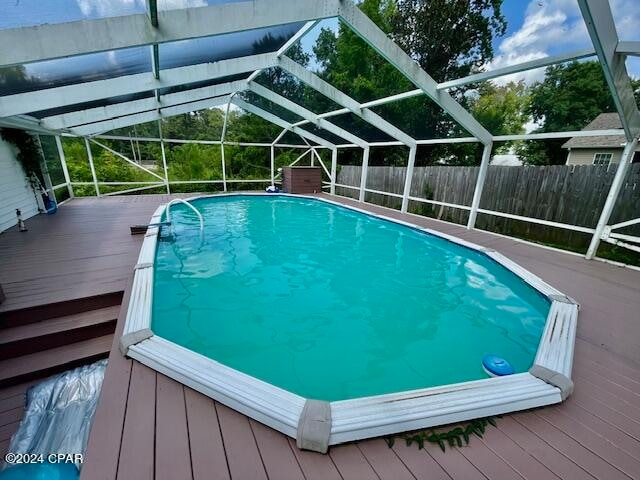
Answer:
[330,148,338,195]
[359,146,370,202]
[586,136,639,259]
[84,137,100,197]
[158,120,170,194]
[401,145,417,213]
[467,142,493,229]
[55,135,74,198]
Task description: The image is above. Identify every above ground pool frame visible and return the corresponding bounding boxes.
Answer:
[119,193,579,453]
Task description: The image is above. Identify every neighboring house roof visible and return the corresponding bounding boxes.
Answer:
[490,154,523,166]
[562,113,625,149]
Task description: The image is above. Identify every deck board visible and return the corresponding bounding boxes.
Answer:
[286,437,343,480]
[329,443,380,480]
[155,375,192,480]
[184,389,231,480]
[249,419,306,480]
[216,404,268,480]
[2,194,637,480]
[117,361,156,480]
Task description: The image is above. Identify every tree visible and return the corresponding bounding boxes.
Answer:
[529,61,616,133]
[471,82,529,136]
[517,61,640,165]
[311,0,507,165]
[391,0,506,84]
[470,81,530,154]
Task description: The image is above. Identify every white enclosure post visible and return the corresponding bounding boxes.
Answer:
[270,144,275,186]
[359,146,370,202]
[330,148,338,195]
[84,137,100,197]
[310,149,315,166]
[586,137,639,259]
[401,145,417,213]
[157,121,170,194]
[467,142,493,229]
[220,145,228,192]
[55,135,74,198]
[36,135,55,203]
[220,100,235,192]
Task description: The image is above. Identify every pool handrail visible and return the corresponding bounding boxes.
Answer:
[165,198,204,233]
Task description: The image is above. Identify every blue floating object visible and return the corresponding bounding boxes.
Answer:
[482,355,515,377]
[0,462,78,480]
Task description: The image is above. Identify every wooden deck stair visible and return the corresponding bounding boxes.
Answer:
[0,292,122,388]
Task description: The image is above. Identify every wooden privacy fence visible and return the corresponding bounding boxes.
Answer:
[336,164,640,249]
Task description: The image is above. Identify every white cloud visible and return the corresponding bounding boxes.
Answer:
[157,0,207,10]
[487,0,640,86]
[75,0,206,17]
[76,0,144,17]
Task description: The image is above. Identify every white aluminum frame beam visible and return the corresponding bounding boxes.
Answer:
[586,137,639,259]
[0,115,59,135]
[494,129,626,142]
[437,48,596,90]
[158,120,170,194]
[278,56,416,148]
[84,137,100,196]
[336,1,492,145]
[273,48,596,128]
[72,95,231,136]
[54,135,74,198]
[232,98,336,149]
[330,148,338,195]
[577,0,640,140]
[41,79,248,130]
[358,146,370,202]
[248,82,368,148]
[89,138,165,182]
[0,53,276,118]
[0,0,341,67]
[617,41,640,57]
[467,142,493,229]
[400,146,417,213]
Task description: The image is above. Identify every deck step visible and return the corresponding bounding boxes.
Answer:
[0,335,113,388]
[0,306,119,360]
[0,291,123,328]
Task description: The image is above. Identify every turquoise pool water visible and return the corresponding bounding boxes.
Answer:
[152,196,550,401]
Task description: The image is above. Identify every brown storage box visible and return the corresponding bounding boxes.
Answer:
[282,166,322,194]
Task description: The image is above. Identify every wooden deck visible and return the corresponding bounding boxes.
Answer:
[2,194,640,479]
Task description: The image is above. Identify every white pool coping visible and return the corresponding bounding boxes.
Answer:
[120,193,578,452]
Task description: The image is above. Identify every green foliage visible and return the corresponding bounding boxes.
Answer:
[470,81,530,153]
[312,0,506,157]
[61,138,155,196]
[384,417,498,452]
[167,143,222,181]
[0,128,45,184]
[529,62,615,133]
[517,61,640,165]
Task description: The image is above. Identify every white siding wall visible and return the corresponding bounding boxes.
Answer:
[565,148,629,166]
[0,138,39,232]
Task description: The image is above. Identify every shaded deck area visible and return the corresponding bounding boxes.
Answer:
[2,194,640,480]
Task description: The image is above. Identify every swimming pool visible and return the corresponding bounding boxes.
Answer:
[121,194,578,452]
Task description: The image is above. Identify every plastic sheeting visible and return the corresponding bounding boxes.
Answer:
[5,360,107,470]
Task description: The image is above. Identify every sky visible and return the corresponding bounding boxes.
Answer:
[487,0,640,84]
